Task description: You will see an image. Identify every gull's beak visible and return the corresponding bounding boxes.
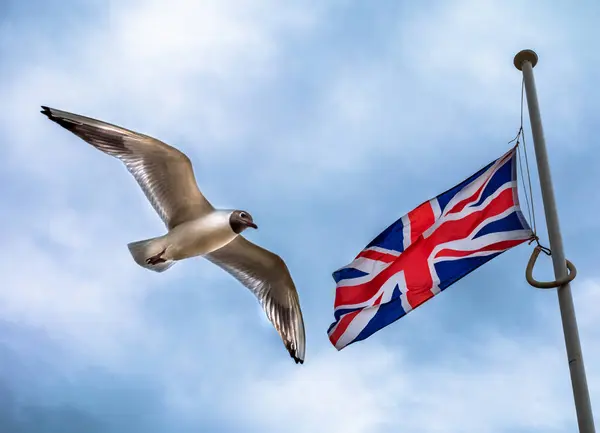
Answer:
[247,221,258,229]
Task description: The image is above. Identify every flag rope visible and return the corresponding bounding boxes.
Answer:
[510,78,537,236]
[511,77,578,289]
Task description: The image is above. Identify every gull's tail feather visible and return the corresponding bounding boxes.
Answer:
[127,237,175,273]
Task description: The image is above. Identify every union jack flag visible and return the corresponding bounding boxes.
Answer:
[328,146,533,350]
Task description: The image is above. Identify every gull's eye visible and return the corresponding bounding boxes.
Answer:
[240,212,247,219]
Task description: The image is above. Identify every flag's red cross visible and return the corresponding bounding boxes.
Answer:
[334,184,522,312]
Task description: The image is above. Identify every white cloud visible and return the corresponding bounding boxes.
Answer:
[3,0,589,197]
[1,0,322,179]
[396,0,587,154]
[254,0,590,192]
[0,213,146,366]
[235,279,599,433]
[1,0,598,431]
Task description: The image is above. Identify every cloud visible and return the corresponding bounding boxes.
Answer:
[1,0,599,432]
[236,280,599,433]
[1,0,321,179]
[247,0,592,202]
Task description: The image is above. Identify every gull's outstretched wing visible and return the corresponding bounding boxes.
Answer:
[206,236,306,364]
[41,106,213,229]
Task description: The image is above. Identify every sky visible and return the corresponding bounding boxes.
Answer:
[1,0,599,432]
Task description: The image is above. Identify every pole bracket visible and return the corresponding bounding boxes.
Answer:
[525,245,577,289]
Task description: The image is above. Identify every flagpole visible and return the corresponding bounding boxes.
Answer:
[514,49,596,433]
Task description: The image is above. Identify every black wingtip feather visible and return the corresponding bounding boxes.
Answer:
[40,106,80,131]
[287,343,304,364]
[40,106,52,118]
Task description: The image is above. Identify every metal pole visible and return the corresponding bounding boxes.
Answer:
[514,49,596,433]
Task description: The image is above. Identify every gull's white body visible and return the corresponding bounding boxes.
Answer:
[158,211,237,261]
[127,210,240,272]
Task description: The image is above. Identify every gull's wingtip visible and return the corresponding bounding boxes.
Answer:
[40,106,52,118]
[286,340,305,365]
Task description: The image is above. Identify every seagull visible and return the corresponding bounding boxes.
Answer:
[40,106,306,364]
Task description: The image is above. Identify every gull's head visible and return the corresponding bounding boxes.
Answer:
[229,210,258,233]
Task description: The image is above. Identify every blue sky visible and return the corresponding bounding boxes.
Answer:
[1,0,599,432]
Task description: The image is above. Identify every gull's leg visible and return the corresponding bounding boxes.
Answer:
[145,248,167,265]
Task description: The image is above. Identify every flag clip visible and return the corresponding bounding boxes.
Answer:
[525,237,577,289]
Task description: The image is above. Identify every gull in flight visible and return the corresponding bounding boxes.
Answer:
[41,106,306,364]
